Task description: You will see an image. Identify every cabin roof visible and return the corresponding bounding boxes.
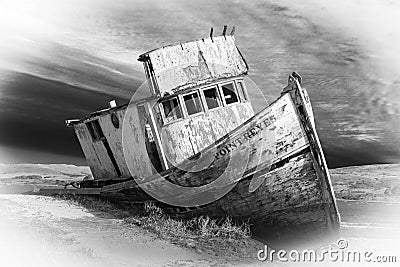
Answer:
[66,95,158,126]
[137,33,229,61]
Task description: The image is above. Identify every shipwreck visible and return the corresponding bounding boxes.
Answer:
[65,28,340,241]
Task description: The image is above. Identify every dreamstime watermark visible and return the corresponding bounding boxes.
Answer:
[257,238,397,263]
[121,63,271,207]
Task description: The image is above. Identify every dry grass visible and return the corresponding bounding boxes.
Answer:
[124,202,254,256]
[55,194,259,258]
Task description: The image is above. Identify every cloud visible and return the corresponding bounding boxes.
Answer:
[0,0,399,165]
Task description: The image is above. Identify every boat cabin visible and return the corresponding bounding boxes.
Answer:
[67,32,255,180]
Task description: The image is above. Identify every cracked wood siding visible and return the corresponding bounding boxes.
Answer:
[158,93,309,189]
[100,90,339,236]
[175,152,331,238]
[120,105,154,178]
[74,106,154,180]
[101,152,334,239]
[74,124,118,179]
[101,92,311,200]
[160,94,307,169]
[160,102,254,167]
[97,110,130,177]
[144,35,247,95]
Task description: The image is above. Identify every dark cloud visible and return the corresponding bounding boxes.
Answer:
[0,72,129,162]
[0,0,399,166]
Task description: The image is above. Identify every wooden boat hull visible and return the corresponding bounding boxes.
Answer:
[100,76,340,240]
[169,151,336,240]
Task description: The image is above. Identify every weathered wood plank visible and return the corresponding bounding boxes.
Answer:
[101,93,309,201]
[288,79,340,233]
[100,84,340,238]
[74,124,118,179]
[161,102,254,166]
[139,35,248,95]
[33,187,101,196]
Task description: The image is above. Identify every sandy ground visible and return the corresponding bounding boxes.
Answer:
[0,163,92,193]
[0,194,234,267]
[0,164,260,267]
[331,164,400,201]
[1,164,400,266]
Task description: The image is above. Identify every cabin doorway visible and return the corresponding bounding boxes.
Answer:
[137,104,164,173]
[86,119,122,177]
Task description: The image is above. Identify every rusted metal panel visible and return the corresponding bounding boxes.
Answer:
[142,35,248,95]
[73,124,118,179]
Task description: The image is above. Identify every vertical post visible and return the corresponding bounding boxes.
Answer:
[146,101,169,170]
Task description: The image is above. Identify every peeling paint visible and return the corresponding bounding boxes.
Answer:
[140,35,248,95]
[160,102,254,166]
[73,105,156,180]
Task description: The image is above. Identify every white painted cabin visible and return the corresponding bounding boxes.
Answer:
[67,33,255,180]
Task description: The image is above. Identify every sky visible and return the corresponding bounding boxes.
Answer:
[0,0,399,167]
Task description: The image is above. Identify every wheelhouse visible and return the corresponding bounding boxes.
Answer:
[158,77,249,126]
[67,32,255,181]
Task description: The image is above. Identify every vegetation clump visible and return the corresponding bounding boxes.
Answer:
[56,194,259,258]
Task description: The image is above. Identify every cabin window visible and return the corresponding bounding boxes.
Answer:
[221,82,239,105]
[203,87,221,110]
[110,113,119,128]
[236,80,247,101]
[162,97,182,123]
[183,92,203,116]
[86,119,104,142]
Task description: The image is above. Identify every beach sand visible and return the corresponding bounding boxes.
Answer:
[1,163,399,266]
[0,194,226,267]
